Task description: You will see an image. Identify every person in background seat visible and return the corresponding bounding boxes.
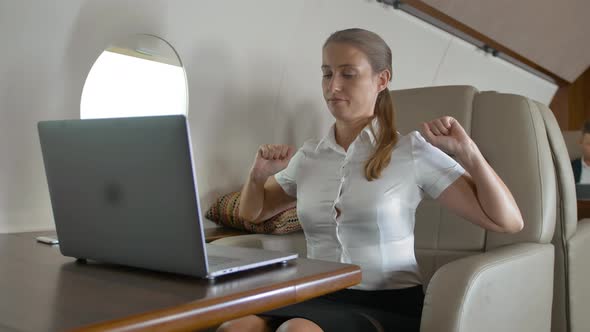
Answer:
[571,120,590,184]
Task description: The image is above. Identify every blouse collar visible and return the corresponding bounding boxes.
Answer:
[315,117,380,154]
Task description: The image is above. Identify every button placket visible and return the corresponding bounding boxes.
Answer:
[332,183,344,222]
[333,156,351,260]
[335,161,347,214]
[332,158,346,226]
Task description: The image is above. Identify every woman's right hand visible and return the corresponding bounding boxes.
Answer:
[249,144,295,183]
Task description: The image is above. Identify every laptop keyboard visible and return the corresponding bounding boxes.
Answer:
[208,255,239,266]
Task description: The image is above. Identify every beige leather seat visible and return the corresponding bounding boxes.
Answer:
[212,86,556,332]
[536,106,590,332]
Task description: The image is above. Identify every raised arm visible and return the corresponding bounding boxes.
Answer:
[238,144,297,224]
[422,116,524,234]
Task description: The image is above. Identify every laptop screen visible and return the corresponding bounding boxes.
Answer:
[38,115,209,276]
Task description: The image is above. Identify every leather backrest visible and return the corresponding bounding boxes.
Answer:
[537,103,578,238]
[391,86,483,283]
[474,92,556,249]
[391,86,556,284]
[537,102,578,332]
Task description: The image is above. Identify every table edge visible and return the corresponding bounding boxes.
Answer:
[70,263,361,331]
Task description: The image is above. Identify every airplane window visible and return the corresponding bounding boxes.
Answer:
[80,34,188,119]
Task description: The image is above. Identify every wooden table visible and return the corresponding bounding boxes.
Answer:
[0,232,361,332]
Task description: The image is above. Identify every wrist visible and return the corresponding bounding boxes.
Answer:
[249,169,269,185]
[457,139,484,171]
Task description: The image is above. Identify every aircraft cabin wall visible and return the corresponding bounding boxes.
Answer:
[0,0,557,233]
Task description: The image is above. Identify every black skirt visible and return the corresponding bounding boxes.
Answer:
[260,285,424,332]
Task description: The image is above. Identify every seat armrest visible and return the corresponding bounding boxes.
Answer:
[567,219,590,332]
[210,232,307,256]
[421,243,554,332]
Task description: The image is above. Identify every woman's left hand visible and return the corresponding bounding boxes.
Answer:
[421,116,472,157]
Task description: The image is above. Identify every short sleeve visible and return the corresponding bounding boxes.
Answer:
[410,131,465,198]
[274,148,305,198]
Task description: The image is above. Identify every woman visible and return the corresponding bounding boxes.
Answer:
[217,28,523,332]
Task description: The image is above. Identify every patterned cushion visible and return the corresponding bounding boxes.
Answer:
[205,191,301,234]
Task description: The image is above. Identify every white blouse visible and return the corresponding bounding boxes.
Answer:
[275,121,465,290]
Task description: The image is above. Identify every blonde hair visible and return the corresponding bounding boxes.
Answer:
[324,28,398,181]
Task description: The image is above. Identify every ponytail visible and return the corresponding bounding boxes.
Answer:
[365,89,398,181]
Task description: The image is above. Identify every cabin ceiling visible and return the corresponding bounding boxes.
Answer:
[421,0,590,83]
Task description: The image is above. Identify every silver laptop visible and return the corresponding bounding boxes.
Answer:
[37,115,297,279]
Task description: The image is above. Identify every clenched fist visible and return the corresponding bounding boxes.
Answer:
[421,116,472,157]
[249,144,296,183]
